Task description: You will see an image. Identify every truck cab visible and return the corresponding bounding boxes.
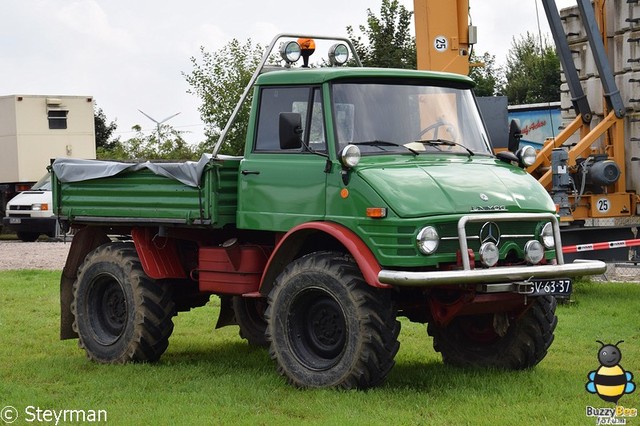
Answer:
[3,173,56,242]
[240,67,564,279]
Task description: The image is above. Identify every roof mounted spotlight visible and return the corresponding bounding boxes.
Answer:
[279,41,301,65]
[328,43,350,66]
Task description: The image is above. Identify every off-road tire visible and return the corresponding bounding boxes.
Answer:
[265,251,400,389]
[233,296,268,347]
[427,295,558,369]
[71,242,175,363]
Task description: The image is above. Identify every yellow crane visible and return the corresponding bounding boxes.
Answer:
[414,0,637,223]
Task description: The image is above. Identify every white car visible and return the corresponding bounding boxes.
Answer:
[2,173,56,242]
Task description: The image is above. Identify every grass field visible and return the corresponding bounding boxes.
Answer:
[0,270,638,425]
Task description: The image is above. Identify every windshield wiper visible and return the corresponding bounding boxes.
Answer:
[353,140,419,156]
[414,139,474,157]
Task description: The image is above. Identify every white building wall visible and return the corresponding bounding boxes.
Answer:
[0,95,96,183]
[0,97,19,183]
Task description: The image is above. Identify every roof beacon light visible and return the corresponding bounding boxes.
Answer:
[280,41,302,65]
[329,43,349,66]
[297,38,316,67]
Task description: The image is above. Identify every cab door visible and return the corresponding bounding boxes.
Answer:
[237,86,328,231]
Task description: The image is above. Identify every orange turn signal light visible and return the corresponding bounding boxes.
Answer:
[366,207,387,218]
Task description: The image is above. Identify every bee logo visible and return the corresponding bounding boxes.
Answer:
[586,340,636,404]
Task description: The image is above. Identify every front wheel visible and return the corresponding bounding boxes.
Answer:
[427,295,558,369]
[265,252,400,389]
[71,242,175,363]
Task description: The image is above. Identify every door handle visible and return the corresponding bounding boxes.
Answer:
[241,170,260,175]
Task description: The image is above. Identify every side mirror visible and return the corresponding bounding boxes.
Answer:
[279,112,303,150]
[507,120,522,153]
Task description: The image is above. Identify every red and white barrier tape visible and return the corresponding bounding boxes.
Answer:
[562,238,640,254]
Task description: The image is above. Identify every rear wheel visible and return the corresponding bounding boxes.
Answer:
[72,242,175,363]
[233,296,268,347]
[427,295,557,369]
[266,251,400,389]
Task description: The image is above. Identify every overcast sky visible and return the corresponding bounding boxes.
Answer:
[0,0,574,146]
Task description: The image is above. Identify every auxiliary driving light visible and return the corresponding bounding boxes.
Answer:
[524,240,545,264]
[329,43,349,66]
[540,222,555,249]
[279,41,302,64]
[417,226,439,255]
[479,242,499,267]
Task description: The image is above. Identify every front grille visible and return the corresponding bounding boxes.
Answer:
[438,221,537,253]
[356,213,557,269]
[9,205,31,211]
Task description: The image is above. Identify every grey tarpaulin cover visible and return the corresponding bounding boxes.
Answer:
[52,154,214,188]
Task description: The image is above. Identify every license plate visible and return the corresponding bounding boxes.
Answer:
[9,218,21,224]
[529,279,572,296]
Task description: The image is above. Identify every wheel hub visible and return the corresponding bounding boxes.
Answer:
[289,290,347,370]
[89,274,127,345]
[308,299,344,352]
[104,285,126,328]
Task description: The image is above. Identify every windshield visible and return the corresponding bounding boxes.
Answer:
[31,173,52,191]
[332,82,493,156]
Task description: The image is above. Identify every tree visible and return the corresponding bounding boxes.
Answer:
[94,106,118,151]
[503,32,560,104]
[184,39,264,156]
[469,51,504,97]
[347,0,416,69]
[97,124,196,161]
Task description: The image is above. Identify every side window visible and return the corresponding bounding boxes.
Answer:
[254,86,325,152]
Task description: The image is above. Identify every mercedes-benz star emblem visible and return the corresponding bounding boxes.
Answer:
[480,222,501,245]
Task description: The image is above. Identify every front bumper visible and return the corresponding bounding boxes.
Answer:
[2,216,57,234]
[378,259,607,287]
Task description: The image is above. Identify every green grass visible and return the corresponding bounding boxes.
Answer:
[1,270,638,425]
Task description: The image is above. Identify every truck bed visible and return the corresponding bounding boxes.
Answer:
[52,156,239,228]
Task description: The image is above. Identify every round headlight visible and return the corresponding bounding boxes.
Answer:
[329,43,350,66]
[517,145,537,167]
[540,222,555,249]
[524,240,545,264]
[417,226,439,255]
[340,144,361,168]
[479,242,499,267]
[279,41,301,63]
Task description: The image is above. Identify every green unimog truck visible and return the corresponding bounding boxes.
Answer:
[52,34,606,389]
